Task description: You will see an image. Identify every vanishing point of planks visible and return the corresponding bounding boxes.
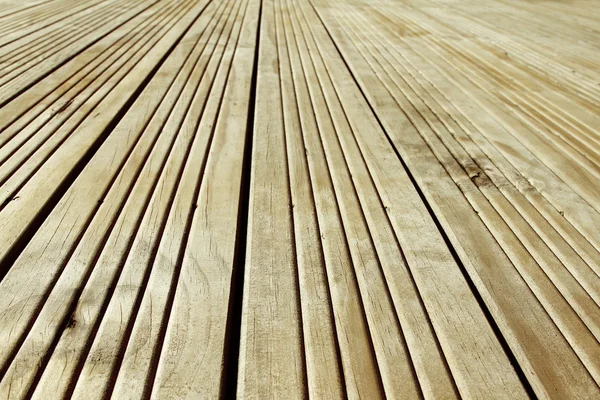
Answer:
[0,0,599,398]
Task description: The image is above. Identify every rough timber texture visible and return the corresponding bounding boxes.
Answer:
[0,0,599,398]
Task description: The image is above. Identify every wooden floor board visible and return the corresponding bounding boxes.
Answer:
[312,0,599,397]
[0,0,181,165]
[236,0,306,396]
[29,2,240,397]
[0,0,191,201]
[281,3,457,397]
[0,0,599,398]
[331,0,600,355]
[275,3,344,398]
[0,0,112,45]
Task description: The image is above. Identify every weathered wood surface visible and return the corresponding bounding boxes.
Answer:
[0,0,598,398]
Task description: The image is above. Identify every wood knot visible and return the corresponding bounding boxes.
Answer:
[65,314,77,329]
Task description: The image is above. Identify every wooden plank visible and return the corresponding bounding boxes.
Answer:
[334,2,600,370]
[0,2,228,398]
[236,0,306,396]
[0,0,599,397]
[0,0,180,164]
[0,0,184,136]
[281,2,456,397]
[0,0,119,63]
[0,0,192,201]
[149,1,260,396]
[281,0,420,397]
[351,5,600,263]
[0,0,107,46]
[26,1,241,398]
[310,0,600,397]
[99,2,248,395]
[0,0,211,265]
[274,0,345,395]
[0,0,63,20]
[0,0,158,105]
[299,2,529,398]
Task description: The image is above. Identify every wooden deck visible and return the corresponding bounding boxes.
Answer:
[0,0,599,398]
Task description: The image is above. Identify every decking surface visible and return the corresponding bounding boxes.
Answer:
[0,0,599,398]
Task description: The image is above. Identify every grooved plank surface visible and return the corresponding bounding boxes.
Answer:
[0,0,599,398]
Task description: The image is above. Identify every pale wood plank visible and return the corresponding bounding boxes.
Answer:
[0,0,211,265]
[310,1,599,396]
[333,4,600,377]
[236,0,306,396]
[282,1,422,397]
[150,1,260,396]
[0,0,194,203]
[27,2,237,398]
[0,0,157,105]
[100,3,254,398]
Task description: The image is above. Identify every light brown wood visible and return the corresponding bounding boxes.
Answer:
[0,0,599,398]
[236,0,306,396]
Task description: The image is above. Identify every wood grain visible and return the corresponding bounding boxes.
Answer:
[0,0,599,398]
